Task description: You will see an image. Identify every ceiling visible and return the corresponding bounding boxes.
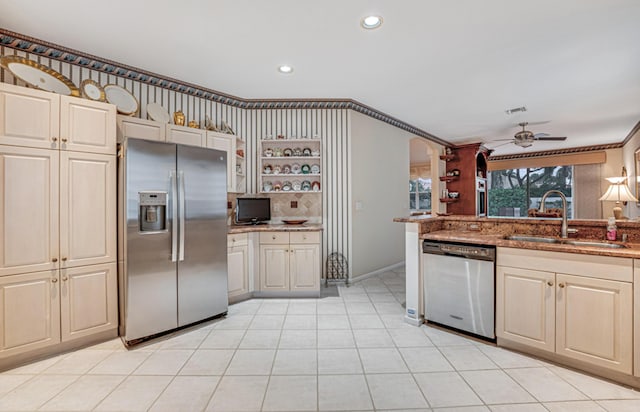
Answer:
[1,0,639,155]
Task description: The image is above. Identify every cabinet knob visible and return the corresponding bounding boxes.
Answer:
[51,278,58,283]
[52,258,58,263]
[62,276,68,281]
[61,138,68,143]
[61,257,68,262]
[547,281,553,287]
[303,236,307,240]
[272,235,276,240]
[558,283,565,288]
[52,137,58,142]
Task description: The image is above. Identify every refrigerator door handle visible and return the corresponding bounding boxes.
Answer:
[178,170,186,261]
[170,170,178,262]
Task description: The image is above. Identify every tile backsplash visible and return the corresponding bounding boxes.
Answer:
[228,193,322,224]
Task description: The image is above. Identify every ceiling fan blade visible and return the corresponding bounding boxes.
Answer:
[534,136,567,141]
[518,120,551,126]
[534,132,550,138]
[487,141,515,148]
[492,138,517,141]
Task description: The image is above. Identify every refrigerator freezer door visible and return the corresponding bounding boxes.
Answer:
[176,145,228,326]
[123,139,178,341]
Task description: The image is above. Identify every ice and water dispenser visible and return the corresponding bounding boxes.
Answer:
[139,191,167,232]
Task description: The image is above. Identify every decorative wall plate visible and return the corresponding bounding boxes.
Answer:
[104,84,138,115]
[146,103,171,123]
[80,79,105,101]
[0,55,80,96]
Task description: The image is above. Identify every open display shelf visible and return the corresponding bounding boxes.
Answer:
[259,137,322,194]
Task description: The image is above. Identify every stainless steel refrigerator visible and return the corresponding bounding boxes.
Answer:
[118,138,228,344]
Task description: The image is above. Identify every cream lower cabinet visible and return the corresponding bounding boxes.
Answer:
[60,263,118,341]
[0,270,60,357]
[497,247,633,374]
[259,231,320,294]
[496,266,555,352]
[227,234,249,300]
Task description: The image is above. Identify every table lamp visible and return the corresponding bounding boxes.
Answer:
[599,176,638,219]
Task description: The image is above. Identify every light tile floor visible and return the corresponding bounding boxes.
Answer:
[1,267,640,411]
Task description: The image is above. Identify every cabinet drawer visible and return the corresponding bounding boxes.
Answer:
[290,231,320,244]
[228,233,248,247]
[260,232,289,244]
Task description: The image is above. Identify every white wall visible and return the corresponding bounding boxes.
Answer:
[349,111,437,278]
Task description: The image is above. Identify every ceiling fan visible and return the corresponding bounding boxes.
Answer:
[493,122,567,148]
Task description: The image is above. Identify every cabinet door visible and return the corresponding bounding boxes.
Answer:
[60,262,117,342]
[496,266,555,352]
[117,115,165,143]
[556,273,632,374]
[60,96,116,155]
[59,152,116,268]
[206,132,234,192]
[167,125,205,147]
[0,270,60,358]
[290,244,320,291]
[228,244,248,298]
[0,83,60,149]
[260,245,289,291]
[0,146,59,276]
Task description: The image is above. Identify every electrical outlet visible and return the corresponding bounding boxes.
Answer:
[291,201,298,208]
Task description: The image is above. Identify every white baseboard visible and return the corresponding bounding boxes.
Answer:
[349,261,404,283]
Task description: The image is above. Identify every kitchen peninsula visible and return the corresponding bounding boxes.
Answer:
[396,214,640,388]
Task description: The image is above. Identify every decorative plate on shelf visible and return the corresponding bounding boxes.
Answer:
[0,55,80,96]
[283,219,308,225]
[312,181,321,191]
[293,147,302,156]
[291,163,301,174]
[302,147,312,156]
[283,148,293,157]
[146,102,171,123]
[282,181,292,191]
[80,79,105,101]
[104,84,138,115]
[263,181,273,192]
[301,164,311,174]
[263,164,272,174]
[301,180,311,191]
[292,180,302,191]
[311,164,320,174]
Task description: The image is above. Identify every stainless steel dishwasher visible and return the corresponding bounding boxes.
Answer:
[422,240,496,339]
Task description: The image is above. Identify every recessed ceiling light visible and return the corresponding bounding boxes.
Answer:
[278,65,293,74]
[361,15,383,30]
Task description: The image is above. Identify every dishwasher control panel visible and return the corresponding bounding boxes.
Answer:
[423,240,495,261]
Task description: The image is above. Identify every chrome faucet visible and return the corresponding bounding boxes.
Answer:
[539,190,576,238]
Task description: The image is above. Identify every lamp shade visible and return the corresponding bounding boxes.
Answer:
[599,179,638,202]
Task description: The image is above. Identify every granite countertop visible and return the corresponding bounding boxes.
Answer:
[228,223,323,234]
[421,230,640,259]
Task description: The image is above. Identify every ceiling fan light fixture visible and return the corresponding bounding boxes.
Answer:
[361,15,383,29]
[278,65,293,74]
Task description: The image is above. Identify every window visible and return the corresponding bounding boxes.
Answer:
[488,166,573,217]
[410,177,431,211]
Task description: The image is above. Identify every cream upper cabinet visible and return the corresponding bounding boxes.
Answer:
[117,115,165,143]
[167,124,205,147]
[59,96,116,154]
[0,270,60,358]
[60,262,117,342]
[0,83,59,150]
[555,273,632,374]
[496,265,555,352]
[260,244,290,291]
[290,244,320,291]
[59,152,116,268]
[0,83,115,154]
[0,146,59,276]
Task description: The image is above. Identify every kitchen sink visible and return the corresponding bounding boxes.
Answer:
[563,240,627,249]
[504,235,560,243]
[504,235,627,249]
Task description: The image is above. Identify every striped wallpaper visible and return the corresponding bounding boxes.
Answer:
[0,45,352,279]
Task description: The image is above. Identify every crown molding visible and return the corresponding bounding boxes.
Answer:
[0,28,450,147]
[488,142,623,161]
[621,120,640,146]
